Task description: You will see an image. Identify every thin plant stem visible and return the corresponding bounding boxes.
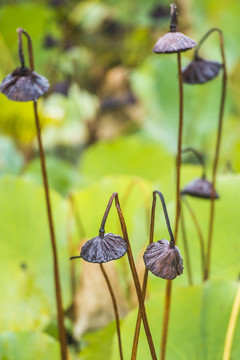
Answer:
[222,281,240,360]
[68,194,87,323]
[18,28,68,360]
[121,178,151,307]
[203,29,227,280]
[114,194,157,360]
[182,147,206,178]
[100,263,124,360]
[99,192,117,235]
[33,101,67,360]
[131,191,174,360]
[161,50,184,360]
[131,196,156,360]
[67,214,77,322]
[70,193,124,360]
[182,197,205,280]
[180,207,193,286]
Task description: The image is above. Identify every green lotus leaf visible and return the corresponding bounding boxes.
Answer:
[111,280,240,360]
[0,331,60,360]
[0,176,71,331]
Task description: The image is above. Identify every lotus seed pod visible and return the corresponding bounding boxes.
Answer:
[182,57,222,84]
[80,232,127,263]
[0,67,49,102]
[181,177,219,199]
[143,239,183,280]
[153,32,197,54]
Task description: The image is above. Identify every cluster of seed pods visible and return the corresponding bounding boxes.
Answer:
[0,4,226,360]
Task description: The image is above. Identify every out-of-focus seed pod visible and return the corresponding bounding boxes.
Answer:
[181,177,219,199]
[182,57,222,84]
[0,67,49,102]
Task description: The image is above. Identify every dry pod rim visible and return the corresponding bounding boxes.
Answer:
[0,66,49,102]
[181,177,219,199]
[182,57,222,84]
[80,232,127,263]
[153,32,197,54]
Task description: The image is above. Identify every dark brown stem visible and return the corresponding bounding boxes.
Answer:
[121,178,150,307]
[20,26,68,360]
[100,264,124,360]
[161,281,172,360]
[182,197,205,280]
[33,101,67,360]
[131,194,156,360]
[68,194,86,322]
[203,29,227,280]
[17,29,25,68]
[99,192,117,237]
[180,207,193,286]
[154,191,175,245]
[114,194,157,360]
[161,51,183,360]
[19,28,34,71]
[170,3,178,32]
[131,190,174,359]
[182,147,206,178]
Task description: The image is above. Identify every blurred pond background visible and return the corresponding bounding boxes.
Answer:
[0,0,240,359]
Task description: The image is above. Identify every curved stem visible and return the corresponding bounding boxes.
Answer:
[182,197,205,280]
[131,190,174,359]
[204,29,227,280]
[114,194,157,360]
[154,191,175,245]
[131,194,156,360]
[100,264,124,360]
[182,147,206,178]
[222,281,240,360]
[18,28,34,71]
[99,192,117,237]
[194,28,222,60]
[161,50,184,360]
[17,29,25,68]
[18,28,67,360]
[33,101,67,360]
[180,207,193,286]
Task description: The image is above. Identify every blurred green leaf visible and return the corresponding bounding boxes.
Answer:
[79,135,174,183]
[23,155,81,196]
[112,280,240,360]
[78,322,116,360]
[0,176,71,331]
[0,136,24,175]
[0,331,60,360]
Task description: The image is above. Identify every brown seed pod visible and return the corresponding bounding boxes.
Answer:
[153,32,197,54]
[181,177,219,199]
[0,66,49,102]
[79,232,127,263]
[182,57,222,84]
[143,239,183,280]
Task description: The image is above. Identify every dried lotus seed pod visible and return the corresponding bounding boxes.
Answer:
[143,239,183,280]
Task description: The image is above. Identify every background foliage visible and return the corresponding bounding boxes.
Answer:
[0,0,240,359]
